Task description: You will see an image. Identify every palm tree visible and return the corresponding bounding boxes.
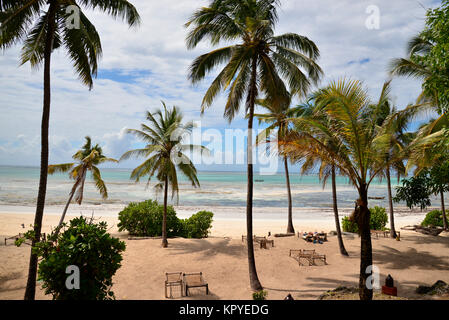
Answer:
[284,79,398,300]
[185,0,322,291]
[286,100,349,256]
[369,82,415,238]
[48,136,117,234]
[120,102,206,248]
[254,95,299,234]
[0,0,140,300]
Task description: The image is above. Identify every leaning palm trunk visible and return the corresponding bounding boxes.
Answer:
[246,57,262,291]
[331,166,348,256]
[162,175,169,248]
[386,167,397,238]
[284,156,294,234]
[440,190,448,230]
[24,5,57,300]
[357,185,373,300]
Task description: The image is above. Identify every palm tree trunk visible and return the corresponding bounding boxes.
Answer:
[386,167,397,238]
[162,175,168,248]
[440,190,448,230]
[284,156,294,234]
[54,190,76,236]
[246,56,262,291]
[24,3,57,300]
[358,184,373,301]
[331,166,348,256]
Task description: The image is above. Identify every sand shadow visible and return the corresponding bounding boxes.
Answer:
[373,245,449,270]
[165,238,246,259]
[0,271,25,293]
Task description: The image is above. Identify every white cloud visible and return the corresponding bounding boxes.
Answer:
[0,0,439,167]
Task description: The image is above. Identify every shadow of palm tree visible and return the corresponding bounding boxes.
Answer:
[165,238,246,259]
[373,245,449,270]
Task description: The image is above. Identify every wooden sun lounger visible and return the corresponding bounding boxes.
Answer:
[4,232,46,246]
[242,235,274,248]
[165,272,183,298]
[289,249,327,266]
[183,272,209,296]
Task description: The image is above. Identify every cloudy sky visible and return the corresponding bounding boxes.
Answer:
[0,0,441,171]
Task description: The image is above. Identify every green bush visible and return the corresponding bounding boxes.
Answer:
[342,216,358,233]
[421,210,445,227]
[117,200,182,237]
[369,206,388,231]
[35,217,126,300]
[342,206,388,233]
[181,211,214,238]
[118,200,213,239]
[252,290,268,300]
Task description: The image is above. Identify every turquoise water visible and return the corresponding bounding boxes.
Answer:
[0,165,399,208]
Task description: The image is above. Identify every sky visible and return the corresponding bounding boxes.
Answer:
[0,0,442,172]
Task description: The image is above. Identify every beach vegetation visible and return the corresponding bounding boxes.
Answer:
[180,210,214,239]
[34,217,125,300]
[118,200,182,237]
[0,0,140,300]
[118,200,213,239]
[185,0,322,291]
[48,136,118,234]
[120,102,207,247]
[252,290,268,300]
[342,206,388,233]
[421,210,445,228]
[283,78,404,300]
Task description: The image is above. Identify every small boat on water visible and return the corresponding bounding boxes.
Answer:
[255,179,264,182]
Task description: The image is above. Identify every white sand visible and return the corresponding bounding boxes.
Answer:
[0,207,446,300]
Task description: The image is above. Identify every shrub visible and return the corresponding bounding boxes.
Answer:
[369,206,388,231]
[342,206,388,233]
[118,200,214,239]
[180,211,214,238]
[342,216,358,233]
[117,200,182,237]
[421,210,445,227]
[252,290,268,300]
[34,217,125,300]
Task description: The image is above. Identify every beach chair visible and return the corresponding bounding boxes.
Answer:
[289,249,326,266]
[183,272,209,297]
[165,272,183,298]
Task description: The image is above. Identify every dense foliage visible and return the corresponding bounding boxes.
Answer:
[30,217,125,300]
[117,200,182,237]
[118,200,213,238]
[420,0,449,114]
[421,210,445,227]
[393,173,432,210]
[180,211,214,239]
[342,206,388,233]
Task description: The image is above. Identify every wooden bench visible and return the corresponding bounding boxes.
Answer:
[289,249,327,266]
[165,272,183,298]
[183,272,209,296]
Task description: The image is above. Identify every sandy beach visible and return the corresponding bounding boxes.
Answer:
[1,207,448,300]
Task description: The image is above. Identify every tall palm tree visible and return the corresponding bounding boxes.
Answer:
[286,100,349,256]
[254,95,299,234]
[120,102,206,248]
[48,136,117,234]
[369,82,415,238]
[0,0,140,300]
[284,79,397,300]
[185,0,322,291]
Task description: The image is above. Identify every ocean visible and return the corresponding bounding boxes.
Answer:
[0,165,404,210]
